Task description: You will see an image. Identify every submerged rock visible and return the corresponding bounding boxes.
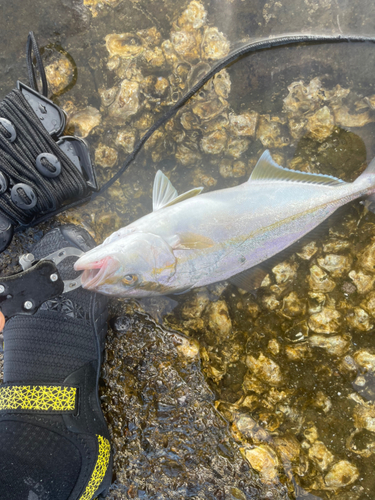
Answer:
[101,307,282,500]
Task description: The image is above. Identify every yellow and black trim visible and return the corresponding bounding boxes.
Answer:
[0,384,77,412]
[79,435,111,500]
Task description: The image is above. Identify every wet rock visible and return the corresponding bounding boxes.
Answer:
[349,269,375,294]
[68,106,101,138]
[296,241,318,260]
[200,129,227,154]
[308,441,334,471]
[45,56,74,94]
[285,344,311,361]
[280,292,306,318]
[115,129,136,153]
[177,0,207,29]
[233,414,270,444]
[304,425,319,444]
[322,238,351,253]
[353,349,375,373]
[219,159,245,178]
[229,112,259,137]
[324,460,359,490]
[262,294,280,311]
[359,240,375,273]
[227,137,250,158]
[267,339,280,356]
[108,80,140,124]
[246,354,283,386]
[333,106,374,128]
[309,334,351,357]
[242,371,268,395]
[308,265,336,292]
[205,300,232,342]
[283,78,322,117]
[353,403,375,433]
[171,29,201,63]
[105,33,144,58]
[95,144,118,168]
[307,106,335,142]
[102,309,268,499]
[213,69,231,99]
[201,27,230,60]
[317,254,352,278]
[308,307,341,334]
[272,261,298,285]
[256,115,290,148]
[347,307,373,332]
[241,444,280,484]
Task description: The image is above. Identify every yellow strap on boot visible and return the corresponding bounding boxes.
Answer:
[0,384,77,412]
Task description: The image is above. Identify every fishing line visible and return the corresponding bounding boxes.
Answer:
[96,33,375,197]
[15,32,375,229]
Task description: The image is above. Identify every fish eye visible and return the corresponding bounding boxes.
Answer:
[122,274,138,286]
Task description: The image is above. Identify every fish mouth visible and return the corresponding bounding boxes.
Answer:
[75,255,121,290]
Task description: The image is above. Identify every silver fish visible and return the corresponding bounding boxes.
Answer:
[74,151,375,297]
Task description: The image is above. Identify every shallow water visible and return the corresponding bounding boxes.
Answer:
[1,0,375,498]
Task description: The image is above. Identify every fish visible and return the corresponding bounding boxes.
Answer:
[74,150,375,297]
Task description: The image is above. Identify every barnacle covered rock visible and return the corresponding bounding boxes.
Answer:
[219,159,246,178]
[241,444,280,483]
[45,56,74,94]
[349,269,375,294]
[308,441,334,471]
[359,240,375,273]
[353,349,375,372]
[317,254,352,278]
[229,112,259,137]
[256,115,289,148]
[296,241,318,260]
[283,78,323,117]
[177,0,207,30]
[94,144,118,168]
[115,129,136,153]
[324,460,359,490]
[308,265,336,292]
[227,137,249,158]
[308,307,341,334]
[205,300,232,342]
[353,403,375,433]
[213,69,231,99]
[306,106,335,142]
[200,129,227,154]
[201,27,230,60]
[105,33,144,59]
[347,307,373,332]
[108,80,139,123]
[246,353,283,386]
[171,30,201,63]
[68,106,101,138]
[281,292,306,318]
[309,334,351,357]
[272,260,298,285]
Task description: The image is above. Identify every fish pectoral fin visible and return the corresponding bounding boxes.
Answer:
[153,170,203,211]
[229,265,269,292]
[249,150,346,186]
[168,232,214,250]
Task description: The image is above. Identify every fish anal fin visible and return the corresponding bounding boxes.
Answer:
[249,150,346,186]
[229,266,268,292]
[169,232,214,250]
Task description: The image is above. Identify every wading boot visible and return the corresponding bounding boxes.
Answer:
[0,225,112,500]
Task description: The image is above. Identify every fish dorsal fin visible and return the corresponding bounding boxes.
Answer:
[249,150,346,186]
[153,171,203,211]
[153,170,178,211]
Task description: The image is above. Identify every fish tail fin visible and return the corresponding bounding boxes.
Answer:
[357,157,375,213]
[356,157,375,183]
